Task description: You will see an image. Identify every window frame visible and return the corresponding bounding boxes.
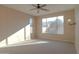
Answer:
[41,16,64,35]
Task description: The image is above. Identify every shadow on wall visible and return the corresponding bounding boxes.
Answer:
[0,5,33,47]
[0,19,32,47]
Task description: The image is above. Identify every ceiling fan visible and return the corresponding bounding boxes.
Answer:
[30,4,49,13]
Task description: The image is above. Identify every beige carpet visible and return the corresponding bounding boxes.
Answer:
[0,39,76,54]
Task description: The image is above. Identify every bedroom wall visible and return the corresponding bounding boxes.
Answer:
[31,16,38,39]
[35,10,75,43]
[75,6,79,53]
[0,5,31,42]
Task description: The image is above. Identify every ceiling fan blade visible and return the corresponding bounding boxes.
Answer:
[40,8,49,11]
[32,4,37,8]
[40,4,47,7]
[29,8,37,11]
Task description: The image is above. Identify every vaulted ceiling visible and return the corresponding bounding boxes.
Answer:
[2,4,76,16]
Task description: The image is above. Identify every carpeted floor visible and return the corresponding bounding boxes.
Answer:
[0,39,76,54]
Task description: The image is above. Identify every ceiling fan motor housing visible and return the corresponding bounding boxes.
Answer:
[37,4,41,8]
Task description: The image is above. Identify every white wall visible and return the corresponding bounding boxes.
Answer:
[75,6,79,53]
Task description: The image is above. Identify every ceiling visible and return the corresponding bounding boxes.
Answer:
[2,4,76,16]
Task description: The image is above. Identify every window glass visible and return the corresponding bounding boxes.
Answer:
[42,16,64,34]
[42,18,47,33]
[30,18,32,33]
[47,17,57,34]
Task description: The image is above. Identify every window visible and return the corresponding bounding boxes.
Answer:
[42,16,64,34]
[30,18,33,34]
